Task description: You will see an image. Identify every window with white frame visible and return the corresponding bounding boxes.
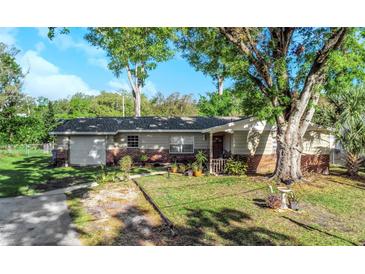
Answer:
[170,136,194,153]
[127,135,139,148]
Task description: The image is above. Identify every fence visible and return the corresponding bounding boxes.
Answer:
[0,143,55,157]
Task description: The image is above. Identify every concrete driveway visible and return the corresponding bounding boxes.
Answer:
[0,190,80,246]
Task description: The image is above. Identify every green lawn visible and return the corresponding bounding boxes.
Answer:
[136,172,365,246]
[0,152,165,197]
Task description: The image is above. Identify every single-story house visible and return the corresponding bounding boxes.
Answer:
[50,116,331,174]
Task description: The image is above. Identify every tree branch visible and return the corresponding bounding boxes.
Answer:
[219,27,273,88]
[299,92,320,137]
[294,28,348,123]
[269,28,294,95]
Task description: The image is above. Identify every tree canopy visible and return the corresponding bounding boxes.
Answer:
[85,28,175,116]
[175,28,245,95]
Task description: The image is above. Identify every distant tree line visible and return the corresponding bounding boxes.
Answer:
[0,85,252,145]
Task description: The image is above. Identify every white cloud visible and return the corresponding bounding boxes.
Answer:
[108,79,130,91]
[19,50,98,100]
[21,50,59,75]
[38,30,109,70]
[0,28,17,46]
[88,57,108,70]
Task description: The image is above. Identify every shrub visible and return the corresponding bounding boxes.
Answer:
[119,155,133,178]
[195,151,207,171]
[140,154,148,163]
[224,158,247,175]
[178,163,187,173]
[191,162,199,172]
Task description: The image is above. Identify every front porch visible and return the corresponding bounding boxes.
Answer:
[208,132,232,174]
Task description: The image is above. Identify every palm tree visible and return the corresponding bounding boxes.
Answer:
[331,86,365,176]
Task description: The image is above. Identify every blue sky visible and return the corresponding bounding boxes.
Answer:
[0,27,219,100]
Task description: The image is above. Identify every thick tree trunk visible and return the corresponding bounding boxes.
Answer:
[273,123,303,182]
[217,76,223,96]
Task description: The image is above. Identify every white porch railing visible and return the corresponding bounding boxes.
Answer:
[211,158,227,174]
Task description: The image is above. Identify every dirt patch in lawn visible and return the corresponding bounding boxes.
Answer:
[67,181,176,245]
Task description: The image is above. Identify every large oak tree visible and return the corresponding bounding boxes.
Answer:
[214,27,362,181]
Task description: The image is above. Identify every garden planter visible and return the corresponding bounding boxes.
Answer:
[171,167,178,173]
[193,170,203,177]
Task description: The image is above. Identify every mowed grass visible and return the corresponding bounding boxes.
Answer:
[0,152,165,197]
[136,172,365,246]
[0,152,100,197]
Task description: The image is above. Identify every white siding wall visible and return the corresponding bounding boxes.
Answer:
[303,131,330,155]
[231,130,274,155]
[56,136,69,150]
[113,132,209,151]
[57,128,330,157]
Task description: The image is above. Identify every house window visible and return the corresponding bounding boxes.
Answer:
[127,135,139,148]
[170,136,194,154]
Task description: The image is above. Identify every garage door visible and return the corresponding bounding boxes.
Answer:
[70,136,106,166]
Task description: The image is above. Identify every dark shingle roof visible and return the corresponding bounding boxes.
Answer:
[52,116,247,133]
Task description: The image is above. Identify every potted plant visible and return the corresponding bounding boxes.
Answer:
[192,162,202,177]
[288,192,300,211]
[193,150,207,176]
[170,162,178,173]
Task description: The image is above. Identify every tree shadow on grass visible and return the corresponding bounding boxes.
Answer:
[78,205,293,246]
[327,177,365,191]
[0,155,99,197]
[329,169,365,190]
[176,207,293,245]
[252,198,268,208]
[282,216,358,246]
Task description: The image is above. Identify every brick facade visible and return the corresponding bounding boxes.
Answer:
[246,154,276,174]
[53,146,329,175]
[301,154,329,174]
[245,153,329,175]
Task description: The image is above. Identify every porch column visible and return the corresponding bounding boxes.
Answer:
[209,132,213,173]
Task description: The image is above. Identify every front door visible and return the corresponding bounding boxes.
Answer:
[213,136,224,158]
